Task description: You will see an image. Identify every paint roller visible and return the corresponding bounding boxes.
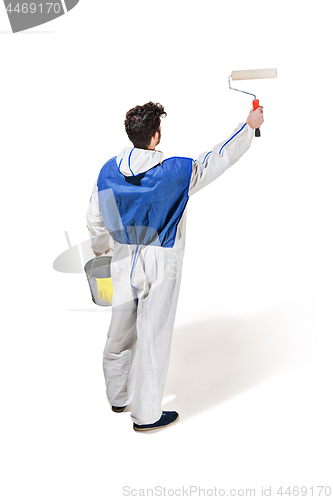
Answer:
[229,68,277,137]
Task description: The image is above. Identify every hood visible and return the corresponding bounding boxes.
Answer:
[116,147,164,177]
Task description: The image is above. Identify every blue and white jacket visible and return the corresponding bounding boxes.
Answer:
[86,123,254,253]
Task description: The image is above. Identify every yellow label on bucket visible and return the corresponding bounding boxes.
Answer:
[96,277,114,304]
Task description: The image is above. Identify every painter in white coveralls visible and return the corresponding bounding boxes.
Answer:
[86,101,264,431]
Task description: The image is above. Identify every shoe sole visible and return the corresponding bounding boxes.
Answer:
[112,407,126,413]
[133,414,179,431]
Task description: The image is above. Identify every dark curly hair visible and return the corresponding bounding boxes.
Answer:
[124,102,167,149]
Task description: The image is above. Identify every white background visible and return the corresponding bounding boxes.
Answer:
[1,1,332,498]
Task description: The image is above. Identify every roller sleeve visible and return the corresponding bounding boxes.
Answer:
[231,68,277,80]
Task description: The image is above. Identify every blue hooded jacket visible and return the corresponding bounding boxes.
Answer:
[97,149,193,248]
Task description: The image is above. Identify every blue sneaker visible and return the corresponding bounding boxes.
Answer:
[133,411,179,431]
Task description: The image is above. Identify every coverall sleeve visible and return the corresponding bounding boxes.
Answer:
[86,180,112,253]
[189,123,254,196]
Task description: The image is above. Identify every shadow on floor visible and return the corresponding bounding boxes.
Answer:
[162,302,316,421]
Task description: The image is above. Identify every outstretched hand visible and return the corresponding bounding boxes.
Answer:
[246,106,264,129]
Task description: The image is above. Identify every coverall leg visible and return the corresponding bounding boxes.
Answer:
[103,242,184,426]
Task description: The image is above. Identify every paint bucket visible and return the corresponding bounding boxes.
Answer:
[84,256,113,307]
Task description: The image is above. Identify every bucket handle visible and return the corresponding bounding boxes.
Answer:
[88,254,99,279]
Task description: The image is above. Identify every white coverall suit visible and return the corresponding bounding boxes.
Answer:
[86,123,254,425]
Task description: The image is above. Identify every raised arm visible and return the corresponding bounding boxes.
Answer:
[189,107,264,196]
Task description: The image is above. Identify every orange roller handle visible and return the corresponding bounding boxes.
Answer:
[253,99,261,137]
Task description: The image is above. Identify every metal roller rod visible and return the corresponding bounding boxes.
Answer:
[228,75,256,100]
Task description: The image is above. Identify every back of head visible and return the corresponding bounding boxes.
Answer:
[124,101,167,149]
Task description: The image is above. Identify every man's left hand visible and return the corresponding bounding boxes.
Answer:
[93,247,111,257]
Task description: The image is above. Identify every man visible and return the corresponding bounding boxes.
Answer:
[86,101,264,431]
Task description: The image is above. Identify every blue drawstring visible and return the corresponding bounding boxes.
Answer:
[130,245,139,305]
